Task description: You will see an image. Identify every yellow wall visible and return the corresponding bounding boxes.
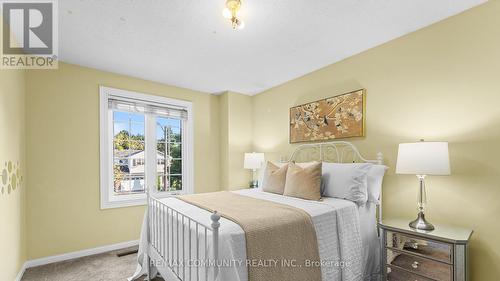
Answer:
[219,93,230,189]
[0,67,26,280]
[219,92,253,190]
[25,63,221,259]
[253,1,500,280]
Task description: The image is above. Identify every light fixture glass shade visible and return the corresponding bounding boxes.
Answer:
[396,142,451,175]
[222,8,232,19]
[244,153,265,170]
[237,20,245,30]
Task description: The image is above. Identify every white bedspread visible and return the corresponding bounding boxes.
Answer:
[130,189,368,281]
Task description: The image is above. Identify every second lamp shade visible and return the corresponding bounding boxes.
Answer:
[396,142,450,175]
[244,153,265,170]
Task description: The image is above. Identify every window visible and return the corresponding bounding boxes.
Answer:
[100,86,193,209]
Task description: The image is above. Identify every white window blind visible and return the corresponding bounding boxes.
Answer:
[108,98,188,120]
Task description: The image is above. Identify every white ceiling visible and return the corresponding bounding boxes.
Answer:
[59,0,486,95]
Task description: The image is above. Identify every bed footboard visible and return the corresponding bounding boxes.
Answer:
[146,191,220,281]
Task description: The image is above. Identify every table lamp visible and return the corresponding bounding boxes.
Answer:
[396,140,450,231]
[244,152,265,188]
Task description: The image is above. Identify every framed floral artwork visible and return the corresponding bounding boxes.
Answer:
[289,89,365,143]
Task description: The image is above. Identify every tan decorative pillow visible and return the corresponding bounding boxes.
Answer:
[261,162,288,195]
[284,161,322,201]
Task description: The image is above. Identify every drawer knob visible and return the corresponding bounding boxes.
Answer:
[412,261,419,269]
[408,242,419,249]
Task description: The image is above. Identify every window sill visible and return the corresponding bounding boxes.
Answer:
[101,198,146,210]
[100,191,187,210]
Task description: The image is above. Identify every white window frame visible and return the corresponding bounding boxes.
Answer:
[99,86,194,209]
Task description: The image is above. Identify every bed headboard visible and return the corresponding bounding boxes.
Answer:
[285,141,384,226]
[286,141,383,165]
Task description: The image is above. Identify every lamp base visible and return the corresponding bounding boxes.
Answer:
[249,180,258,188]
[409,212,435,231]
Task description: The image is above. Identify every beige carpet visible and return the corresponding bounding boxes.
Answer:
[22,247,164,281]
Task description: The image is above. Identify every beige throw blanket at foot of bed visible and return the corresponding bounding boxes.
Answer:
[177,191,322,281]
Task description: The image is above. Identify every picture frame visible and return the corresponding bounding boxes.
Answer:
[289,89,366,143]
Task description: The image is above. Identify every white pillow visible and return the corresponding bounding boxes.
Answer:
[367,164,388,204]
[322,163,373,204]
[322,162,387,204]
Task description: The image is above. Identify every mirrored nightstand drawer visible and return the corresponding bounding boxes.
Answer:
[386,231,453,263]
[387,249,453,281]
[387,266,435,281]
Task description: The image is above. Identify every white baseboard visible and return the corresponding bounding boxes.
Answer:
[15,262,27,281]
[16,240,138,280]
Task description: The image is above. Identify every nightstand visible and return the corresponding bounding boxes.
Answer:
[379,219,473,281]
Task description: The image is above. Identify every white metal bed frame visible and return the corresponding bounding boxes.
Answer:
[145,141,384,281]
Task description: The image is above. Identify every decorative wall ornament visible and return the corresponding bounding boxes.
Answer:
[1,160,22,195]
[289,89,365,143]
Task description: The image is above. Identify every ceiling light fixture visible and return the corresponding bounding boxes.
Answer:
[222,0,245,30]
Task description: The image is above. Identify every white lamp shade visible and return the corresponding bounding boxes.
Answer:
[396,142,451,175]
[244,153,265,170]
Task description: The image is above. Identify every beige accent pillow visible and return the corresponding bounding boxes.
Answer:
[261,162,288,195]
[284,161,322,201]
